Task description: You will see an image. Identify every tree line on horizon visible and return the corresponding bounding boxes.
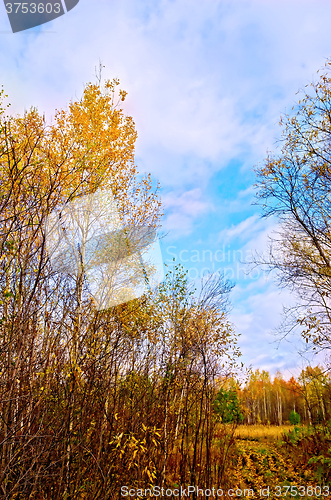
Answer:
[218,366,331,426]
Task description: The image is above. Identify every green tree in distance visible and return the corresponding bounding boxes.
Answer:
[214,388,243,423]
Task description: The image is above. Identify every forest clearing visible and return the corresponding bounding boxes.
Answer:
[216,423,331,498]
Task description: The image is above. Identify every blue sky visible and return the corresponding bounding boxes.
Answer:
[1,0,331,375]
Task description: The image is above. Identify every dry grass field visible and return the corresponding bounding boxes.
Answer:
[235,424,295,443]
[225,424,331,498]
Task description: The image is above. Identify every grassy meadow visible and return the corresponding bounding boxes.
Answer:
[235,424,294,442]
[217,423,331,499]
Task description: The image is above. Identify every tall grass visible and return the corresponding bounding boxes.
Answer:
[235,424,295,442]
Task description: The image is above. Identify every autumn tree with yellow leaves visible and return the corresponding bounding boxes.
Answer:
[0,79,239,498]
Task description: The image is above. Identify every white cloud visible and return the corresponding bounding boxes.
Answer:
[162,188,211,237]
[218,215,260,243]
[217,212,279,258]
[230,279,301,375]
[2,0,331,189]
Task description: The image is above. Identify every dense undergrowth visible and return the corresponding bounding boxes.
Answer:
[224,423,331,498]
